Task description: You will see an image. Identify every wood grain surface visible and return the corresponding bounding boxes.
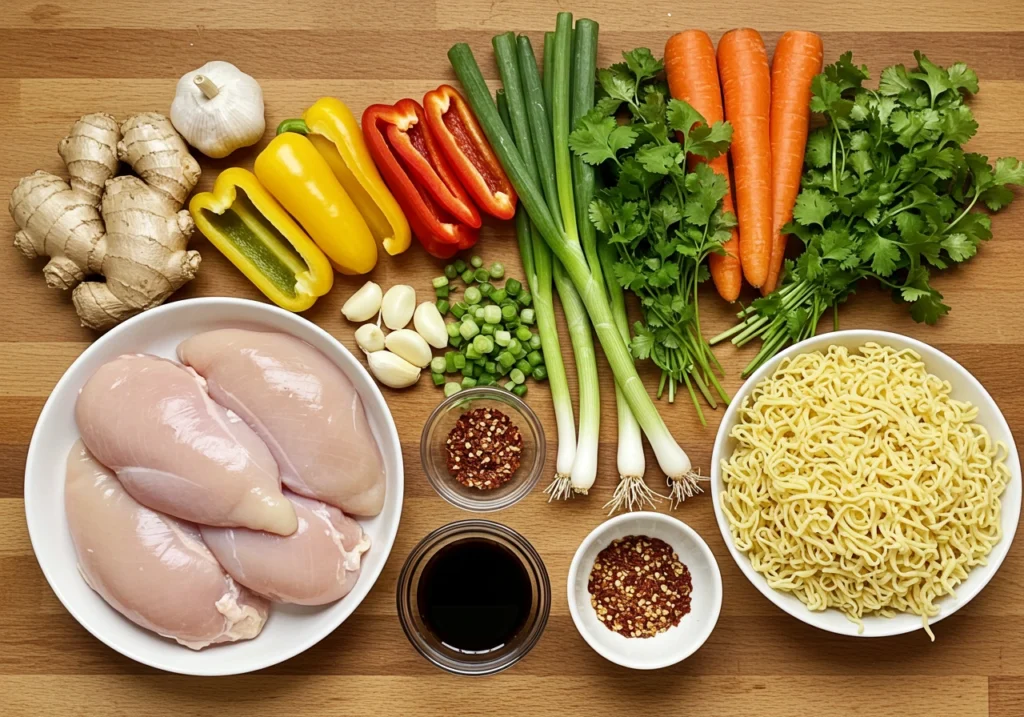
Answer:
[2,1,1023,715]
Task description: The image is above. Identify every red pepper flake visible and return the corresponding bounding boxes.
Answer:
[587,535,693,638]
[445,407,523,490]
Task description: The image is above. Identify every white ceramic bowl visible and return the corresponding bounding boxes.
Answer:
[567,512,722,669]
[24,298,404,675]
[711,329,1021,637]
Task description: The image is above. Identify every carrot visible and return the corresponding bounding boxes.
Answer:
[717,28,772,289]
[763,31,824,294]
[665,30,741,302]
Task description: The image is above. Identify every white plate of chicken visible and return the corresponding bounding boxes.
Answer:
[25,297,403,675]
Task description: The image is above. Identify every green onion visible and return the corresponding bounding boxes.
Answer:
[451,302,467,319]
[515,359,532,376]
[521,308,536,325]
[478,281,493,296]
[454,259,467,273]
[505,278,521,296]
[495,330,511,346]
[444,382,462,397]
[515,326,532,342]
[453,353,467,370]
[528,334,542,350]
[497,350,515,369]
[473,335,494,354]
[432,372,445,386]
[501,304,517,321]
[436,299,450,315]
[485,360,497,374]
[435,285,449,299]
[446,322,461,339]
[465,286,482,305]
[527,350,543,367]
[533,365,548,380]
[461,268,475,284]
[431,356,447,374]
[490,262,505,279]
[462,376,478,388]
[433,276,449,289]
[504,380,516,391]
[518,290,532,307]
[444,264,458,279]
[484,305,502,324]
[449,334,463,348]
[481,323,495,336]
[471,255,483,268]
[510,368,526,384]
[512,384,528,397]
[491,288,507,303]
[450,20,696,492]
[460,319,480,340]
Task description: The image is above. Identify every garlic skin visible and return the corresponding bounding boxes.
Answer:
[171,61,265,158]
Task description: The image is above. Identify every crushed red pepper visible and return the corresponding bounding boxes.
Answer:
[588,535,693,638]
[445,407,523,490]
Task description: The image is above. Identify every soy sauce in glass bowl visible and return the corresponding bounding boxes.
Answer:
[396,520,551,675]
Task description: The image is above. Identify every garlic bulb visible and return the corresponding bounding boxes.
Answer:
[171,61,265,158]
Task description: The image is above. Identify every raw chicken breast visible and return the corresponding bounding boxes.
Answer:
[179,329,386,516]
[65,441,270,649]
[76,354,297,535]
[201,491,370,606]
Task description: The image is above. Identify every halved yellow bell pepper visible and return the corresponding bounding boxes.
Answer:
[254,133,378,275]
[277,97,411,256]
[189,168,333,312]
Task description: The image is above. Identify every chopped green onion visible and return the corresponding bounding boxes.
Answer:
[484,360,497,374]
[521,308,535,325]
[481,323,495,336]
[495,330,511,346]
[444,382,461,397]
[445,352,457,373]
[453,353,467,370]
[501,304,517,321]
[518,290,532,307]
[471,255,483,268]
[461,268,475,284]
[515,326,532,342]
[451,302,468,319]
[462,363,476,378]
[465,286,482,305]
[449,334,463,348]
[462,376,478,388]
[507,338,522,355]
[528,334,542,350]
[498,350,515,369]
[490,262,505,279]
[454,259,467,273]
[512,384,528,397]
[446,322,461,338]
[504,380,516,391]
[465,344,481,360]
[430,356,447,374]
[532,365,548,381]
[478,372,495,386]
[432,276,449,289]
[460,319,480,340]
[444,264,458,279]
[515,359,532,376]
[473,335,494,354]
[505,278,521,296]
[432,372,445,386]
[435,285,449,299]
[436,299,450,315]
[478,281,493,296]
[484,305,502,324]
[491,288,507,303]
[527,350,543,367]
[510,368,526,384]
[474,268,490,283]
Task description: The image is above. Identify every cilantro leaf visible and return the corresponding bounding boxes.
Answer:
[879,64,914,97]
[947,62,979,94]
[792,189,836,228]
[623,48,662,84]
[666,99,706,135]
[593,95,623,118]
[825,51,869,92]
[993,157,1024,187]
[941,232,977,262]
[806,128,832,168]
[687,121,733,160]
[597,65,635,103]
[629,322,655,360]
[568,115,638,165]
[588,199,615,234]
[908,289,950,325]
[860,233,902,276]
[911,51,954,104]
[636,143,683,175]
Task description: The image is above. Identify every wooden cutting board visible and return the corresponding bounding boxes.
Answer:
[2,1,1022,715]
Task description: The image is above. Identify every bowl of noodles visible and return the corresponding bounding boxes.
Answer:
[710,330,1020,638]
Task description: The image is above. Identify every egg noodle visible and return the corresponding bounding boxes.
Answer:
[721,343,1009,639]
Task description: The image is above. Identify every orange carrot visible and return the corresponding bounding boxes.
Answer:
[763,31,824,294]
[665,30,742,302]
[717,28,772,289]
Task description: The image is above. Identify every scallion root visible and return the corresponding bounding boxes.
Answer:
[543,475,573,502]
[604,476,664,515]
[668,471,705,508]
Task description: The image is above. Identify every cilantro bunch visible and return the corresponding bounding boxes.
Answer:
[713,52,1024,376]
[569,48,736,421]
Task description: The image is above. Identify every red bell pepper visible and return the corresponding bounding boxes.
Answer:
[361,99,479,258]
[423,84,517,221]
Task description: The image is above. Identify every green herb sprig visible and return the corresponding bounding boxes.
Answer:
[713,52,1024,376]
[570,48,735,422]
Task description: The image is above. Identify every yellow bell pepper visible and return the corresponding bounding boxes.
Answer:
[189,168,333,312]
[277,97,411,256]
[254,133,377,275]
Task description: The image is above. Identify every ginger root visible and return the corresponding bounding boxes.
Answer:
[9,112,202,330]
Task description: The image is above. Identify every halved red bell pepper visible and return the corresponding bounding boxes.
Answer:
[361,99,480,259]
[423,84,517,221]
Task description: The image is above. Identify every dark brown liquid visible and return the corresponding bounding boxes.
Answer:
[417,538,532,654]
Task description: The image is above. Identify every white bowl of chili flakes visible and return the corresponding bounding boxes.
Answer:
[567,512,722,670]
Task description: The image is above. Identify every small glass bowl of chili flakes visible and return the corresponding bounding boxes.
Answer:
[421,387,546,512]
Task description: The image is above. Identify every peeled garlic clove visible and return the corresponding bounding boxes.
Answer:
[381,285,415,330]
[342,281,383,322]
[384,329,432,368]
[354,324,385,353]
[366,350,421,389]
[413,301,448,349]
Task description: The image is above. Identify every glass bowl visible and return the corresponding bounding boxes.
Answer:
[420,386,546,512]
[396,519,551,675]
